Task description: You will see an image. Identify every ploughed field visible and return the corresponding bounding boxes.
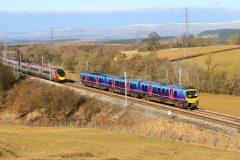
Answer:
[0,124,240,160]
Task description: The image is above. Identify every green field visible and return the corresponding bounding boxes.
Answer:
[0,124,240,160]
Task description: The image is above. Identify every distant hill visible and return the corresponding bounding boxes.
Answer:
[199,29,240,41]
[1,21,240,44]
[102,36,175,44]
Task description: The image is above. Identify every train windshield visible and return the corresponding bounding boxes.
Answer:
[186,90,198,98]
[57,69,65,77]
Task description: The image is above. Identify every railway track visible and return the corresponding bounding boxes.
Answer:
[63,81,240,130]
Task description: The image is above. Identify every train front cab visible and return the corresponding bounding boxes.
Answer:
[55,68,66,82]
[184,89,199,109]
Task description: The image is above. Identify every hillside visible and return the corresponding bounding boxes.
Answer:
[199,29,240,41]
[0,124,240,160]
[122,45,240,60]
[180,48,240,78]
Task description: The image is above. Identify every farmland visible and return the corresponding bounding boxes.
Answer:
[0,124,240,160]
[180,48,240,78]
[199,93,240,117]
[122,45,240,60]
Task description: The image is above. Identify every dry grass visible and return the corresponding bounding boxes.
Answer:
[0,124,239,160]
[181,48,240,78]
[122,45,240,60]
[64,70,80,81]
[199,93,240,117]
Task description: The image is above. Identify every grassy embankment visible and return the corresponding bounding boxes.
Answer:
[0,124,240,160]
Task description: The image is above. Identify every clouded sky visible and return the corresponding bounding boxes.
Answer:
[0,0,240,32]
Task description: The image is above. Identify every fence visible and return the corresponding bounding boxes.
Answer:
[0,119,132,132]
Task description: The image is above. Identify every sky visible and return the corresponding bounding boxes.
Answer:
[0,0,240,32]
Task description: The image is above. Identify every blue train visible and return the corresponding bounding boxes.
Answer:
[80,72,199,109]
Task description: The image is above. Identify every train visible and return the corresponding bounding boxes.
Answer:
[0,57,199,109]
[0,58,66,82]
[80,72,199,109]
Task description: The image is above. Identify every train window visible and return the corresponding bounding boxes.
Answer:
[31,68,39,72]
[144,85,148,90]
[158,88,161,94]
[43,70,50,74]
[57,69,65,77]
[152,87,156,93]
[116,81,120,87]
[131,83,136,89]
[174,91,178,97]
[162,89,165,95]
[166,90,169,96]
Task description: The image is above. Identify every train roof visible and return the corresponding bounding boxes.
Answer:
[82,72,109,77]
[141,81,173,86]
[82,72,140,82]
[141,81,196,90]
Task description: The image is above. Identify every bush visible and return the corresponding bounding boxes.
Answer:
[0,63,16,91]
[11,80,86,121]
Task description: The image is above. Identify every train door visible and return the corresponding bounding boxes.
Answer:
[127,81,130,91]
[85,75,88,83]
[112,78,115,89]
[96,76,99,85]
[148,84,153,96]
[170,87,173,101]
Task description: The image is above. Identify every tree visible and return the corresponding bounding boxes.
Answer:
[147,32,161,51]
[228,35,240,45]
[63,54,78,72]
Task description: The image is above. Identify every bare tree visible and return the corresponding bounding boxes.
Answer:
[148,32,161,52]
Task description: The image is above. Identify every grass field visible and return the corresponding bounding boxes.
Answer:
[181,48,240,78]
[0,124,240,160]
[122,45,240,60]
[199,93,240,117]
